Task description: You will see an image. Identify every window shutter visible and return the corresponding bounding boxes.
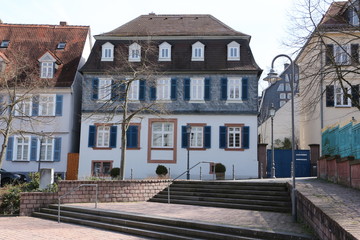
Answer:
[351,44,359,64]
[111,80,117,101]
[30,137,38,161]
[326,85,335,107]
[139,80,146,101]
[92,78,99,100]
[150,86,156,101]
[221,78,227,100]
[54,137,62,162]
[127,125,139,148]
[219,126,227,148]
[204,77,211,101]
[171,78,177,100]
[88,125,96,147]
[352,84,360,106]
[184,78,190,101]
[55,95,63,116]
[6,136,14,161]
[326,44,334,65]
[242,126,250,149]
[181,126,188,148]
[110,126,117,148]
[242,78,248,101]
[204,126,211,148]
[32,95,39,116]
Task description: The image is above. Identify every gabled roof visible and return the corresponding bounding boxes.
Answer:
[0,22,89,87]
[319,1,348,27]
[99,14,249,38]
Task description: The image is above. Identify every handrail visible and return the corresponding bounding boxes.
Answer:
[168,161,213,204]
[58,184,98,223]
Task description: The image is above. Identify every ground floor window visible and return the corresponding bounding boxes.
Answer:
[92,160,113,176]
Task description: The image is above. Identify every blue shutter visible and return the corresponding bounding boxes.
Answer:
[184,78,190,101]
[92,78,99,100]
[32,95,39,116]
[6,136,14,161]
[54,137,61,162]
[30,137,38,161]
[352,84,359,106]
[242,78,248,101]
[150,87,156,100]
[55,95,63,116]
[204,78,211,101]
[127,125,139,148]
[171,78,177,100]
[139,80,146,101]
[242,126,250,149]
[119,83,126,101]
[111,80,117,101]
[110,126,117,148]
[181,126,188,148]
[204,126,211,148]
[88,125,96,147]
[221,78,227,100]
[219,126,227,149]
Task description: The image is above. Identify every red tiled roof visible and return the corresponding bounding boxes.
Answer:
[320,1,348,26]
[101,14,249,37]
[0,23,89,87]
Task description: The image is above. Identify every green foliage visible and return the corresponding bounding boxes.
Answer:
[215,163,226,173]
[110,168,120,179]
[275,137,292,149]
[155,165,168,176]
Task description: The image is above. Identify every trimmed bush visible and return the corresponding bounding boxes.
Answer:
[215,163,226,173]
[110,168,120,179]
[155,165,168,176]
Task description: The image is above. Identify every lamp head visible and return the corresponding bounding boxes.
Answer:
[264,69,282,84]
[269,103,276,117]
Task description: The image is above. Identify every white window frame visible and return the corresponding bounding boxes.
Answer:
[129,43,141,62]
[128,80,139,100]
[98,78,112,101]
[156,78,171,100]
[39,137,54,161]
[227,77,242,101]
[190,78,204,101]
[14,136,31,161]
[151,122,174,148]
[277,83,284,91]
[227,41,240,61]
[228,127,241,148]
[41,62,54,78]
[15,95,32,116]
[190,126,203,148]
[334,45,350,65]
[159,42,171,61]
[39,94,56,116]
[335,84,351,107]
[192,41,205,61]
[101,42,114,61]
[96,125,111,148]
[280,93,286,99]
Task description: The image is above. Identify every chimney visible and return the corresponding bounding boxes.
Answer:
[149,12,156,15]
[59,21,67,26]
[284,63,290,70]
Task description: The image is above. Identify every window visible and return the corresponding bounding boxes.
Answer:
[190,127,203,148]
[277,83,284,91]
[101,42,114,61]
[15,95,32,116]
[128,80,139,100]
[57,42,66,49]
[129,43,141,62]
[88,125,117,149]
[39,94,55,116]
[192,41,205,61]
[92,161,113,176]
[159,42,171,61]
[152,122,174,148]
[0,40,9,48]
[287,93,292,99]
[96,125,111,148]
[227,41,240,61]
[41,62,54,78]
[40,137,54,161]
[156,78,171,100]
[228,78,242,100]
[334,45,349,65]
[280,93,286,99]
[350,6,359,26]
[190,78,204,100]
[182,125,211,149]
[335,84,351,107]
[98,78,112,101]
[14,136,30,161]
[219,125,249,150]
[280,100,286,107]
[285,83,291,91]
[228,127,241,148]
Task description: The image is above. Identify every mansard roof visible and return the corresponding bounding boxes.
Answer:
[0,22,89,87]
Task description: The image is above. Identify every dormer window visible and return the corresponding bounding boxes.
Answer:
[101,42,114,61]
[227,41,240,61]
[349,4,360,26]
[129,43,141,62]
[57,42,66,49]
[0,40,9,48]
[191,41,204,61]
[159,42,171,61]
[38,52,57,79]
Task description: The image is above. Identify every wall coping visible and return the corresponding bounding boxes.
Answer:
[336,156,355,163]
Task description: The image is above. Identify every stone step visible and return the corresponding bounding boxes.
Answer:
[171,183,288,192]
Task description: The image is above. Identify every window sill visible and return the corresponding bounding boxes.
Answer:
[224,148,245,151]
[227,58,240,61]
[101,58,114,62]
[187,147,207,151]
[151,147,174,150]
[127,147,141,150]
[92,147,112,150]
[158,58,171,62]
[189,100,205,103]
[11,160,30,162]
[335,105,352,108]
[225,100,243,104]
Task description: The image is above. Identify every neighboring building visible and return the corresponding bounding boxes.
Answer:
[78,14,262,179]
[0,22,92,178]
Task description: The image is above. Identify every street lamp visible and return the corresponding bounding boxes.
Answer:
[38,132,45,172]
[269,103,276,178]
[186,124,192,180]
[264,54,297,222]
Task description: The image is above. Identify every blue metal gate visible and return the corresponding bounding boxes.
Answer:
[266,149,310,178]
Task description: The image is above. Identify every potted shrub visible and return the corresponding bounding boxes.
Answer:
[155,165,168,178]
[110,167,120,179]
[215,163,226,180]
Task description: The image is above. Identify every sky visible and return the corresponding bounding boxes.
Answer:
[0,0,297,95]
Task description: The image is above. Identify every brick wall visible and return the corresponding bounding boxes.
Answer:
[20,179,170,216]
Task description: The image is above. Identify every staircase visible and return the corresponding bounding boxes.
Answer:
[32,204,311,240]
[148,181,292,213]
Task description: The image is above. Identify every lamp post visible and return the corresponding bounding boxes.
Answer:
[269,103,276,178]
[264,54,297,221]
[38,132,45,173]
[186,124,192,180]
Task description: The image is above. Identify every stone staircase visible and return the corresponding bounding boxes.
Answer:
[148,181,292,213]
[32,204,311,240]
